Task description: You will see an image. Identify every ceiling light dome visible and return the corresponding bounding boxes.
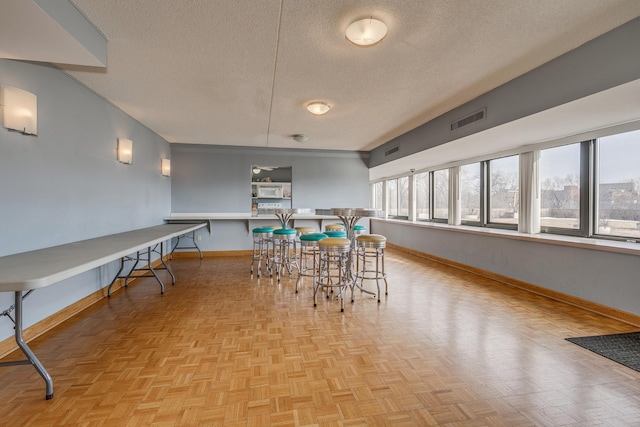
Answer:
[345,17,387,46]
[306,101,331,115]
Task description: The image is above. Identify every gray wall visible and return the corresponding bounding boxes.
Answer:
[0,60,370,342]
[0,59,171,341]
[371,221,640,317]
[170,144,370,250]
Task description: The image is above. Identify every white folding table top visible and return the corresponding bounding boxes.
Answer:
[0,223,206,292]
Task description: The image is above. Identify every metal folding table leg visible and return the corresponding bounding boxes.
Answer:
[107,244,170,296]
[170,231,203,260]
[158,242,175,284]
[0,291,53,400]
[142,247,165,293]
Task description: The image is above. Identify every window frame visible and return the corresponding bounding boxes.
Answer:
[592,134,640,242]
[459,162,484,226]
[386,176,410,220]
[371,181,384,211]
[486,155,519,230]
[539,140,591,237]
[415,171,430,222]
[430,169,449,223]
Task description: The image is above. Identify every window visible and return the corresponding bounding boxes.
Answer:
[596,129,640,239]
[460,163,481,223]
[387,179,398,217]
[386,177,409,219]
[432,169,449,221]
[398,176,409,218]
[540,143,582,232]
[488,155,519,227]
[371,181,383,210]
[415,172,429,220]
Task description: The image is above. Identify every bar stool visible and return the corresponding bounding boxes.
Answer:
[270,228,299,281]
[355,234,388,303]
[294,226,315,260]
[353,224,367,236]
[295,226,315,237]
[325,223,345,232]
[251,226,274,277]
[295,232,328,293]
[315,237,352,312]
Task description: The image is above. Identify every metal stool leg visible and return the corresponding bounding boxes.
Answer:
[251,229,273,277]
[315,238,351,312]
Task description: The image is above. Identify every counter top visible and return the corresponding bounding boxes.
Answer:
[164,212,338,220]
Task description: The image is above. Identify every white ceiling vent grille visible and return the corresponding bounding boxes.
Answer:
[450,108,486,131]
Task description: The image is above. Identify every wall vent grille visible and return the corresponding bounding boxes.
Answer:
[450,108,486,131]
[385,146,399,156]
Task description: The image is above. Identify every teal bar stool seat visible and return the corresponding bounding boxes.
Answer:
[323,230,347,238]
[251,227,274,277]
[353,224,366,235]
[270,228,299,281]
[296,233,328,293]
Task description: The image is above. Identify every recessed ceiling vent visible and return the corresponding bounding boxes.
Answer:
[385,146,399,157]
[450,108,486,131]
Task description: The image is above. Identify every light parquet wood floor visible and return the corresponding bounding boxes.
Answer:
[1,249,640,426]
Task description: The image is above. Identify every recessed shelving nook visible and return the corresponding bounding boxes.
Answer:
[250,166,292,214]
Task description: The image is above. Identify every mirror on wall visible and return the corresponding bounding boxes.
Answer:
[251,166,292,214]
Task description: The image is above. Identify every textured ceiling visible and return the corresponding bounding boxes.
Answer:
[0,0,106,66]
[54,0,640,152]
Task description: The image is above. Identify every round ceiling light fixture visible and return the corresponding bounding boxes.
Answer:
[306,101,331,116]
[293,134,309,143]
[345,17,387,46]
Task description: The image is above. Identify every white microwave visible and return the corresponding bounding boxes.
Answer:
[257,184,283,198]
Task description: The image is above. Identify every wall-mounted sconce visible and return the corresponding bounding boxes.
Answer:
[161,158,171,176]
[1,85,38,135]
[117,138,133,164]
